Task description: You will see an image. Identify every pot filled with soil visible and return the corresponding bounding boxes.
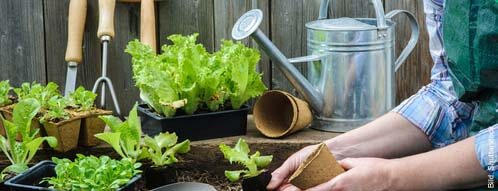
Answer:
[289,143,345,190]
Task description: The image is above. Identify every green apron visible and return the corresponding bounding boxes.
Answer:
[444,0,498,133]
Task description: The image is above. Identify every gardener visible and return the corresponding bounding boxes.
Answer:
[267,0,498,190]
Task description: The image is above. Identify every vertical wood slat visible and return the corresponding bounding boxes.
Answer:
[158,0,215,52]
[385,0,431,103]
[0,0,46,86]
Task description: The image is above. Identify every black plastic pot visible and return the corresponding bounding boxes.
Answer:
[242,171,272,191]
[143,165,176,189]
[5,160,141,191]
[138,104,249,141]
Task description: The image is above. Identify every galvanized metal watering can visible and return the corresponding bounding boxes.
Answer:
[232,0,419,132]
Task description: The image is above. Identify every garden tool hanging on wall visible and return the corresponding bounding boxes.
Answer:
[92,0,121,116]
[117,0,157,52]
[64,0,87,96]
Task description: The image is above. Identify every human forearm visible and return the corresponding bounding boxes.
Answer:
[391,136,488,190]
[325,112,432,160]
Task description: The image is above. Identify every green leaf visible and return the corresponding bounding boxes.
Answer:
[224,170,245,182]
[0,80,12,107]
[12,98,41,139]
[219,138,273,181]
[69,86,97,111]
[94,132,125,158]
[142,132,190,167]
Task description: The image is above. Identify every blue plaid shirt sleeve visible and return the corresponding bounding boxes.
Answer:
[475,126,498,177]
[394,0,498,177]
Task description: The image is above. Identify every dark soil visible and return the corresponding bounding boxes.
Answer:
[242,171,272,191]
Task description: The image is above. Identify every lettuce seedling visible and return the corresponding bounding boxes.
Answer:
[219,138,273,182]
[142,132,190,167]
[126,34,266,117]
[14,82,61,109]
[44,154,141,191]
[69,86,97,111]
[95,103,143,162]
[40,96,70,123]
[0,98,57,181]
[0,80,12,107]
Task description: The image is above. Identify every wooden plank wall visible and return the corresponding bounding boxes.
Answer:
[0,0,431,114]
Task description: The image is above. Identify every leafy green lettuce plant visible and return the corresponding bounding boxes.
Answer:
[0,80,12,107]
[142,132,190,167]
[0,98,57,181]
[95,103,143,162]
[69,86,97,111]
[14,82,61,109]
[43,154,141,191]
[126,33,266,117]
[219,138,273,182]
[40,96,70,124]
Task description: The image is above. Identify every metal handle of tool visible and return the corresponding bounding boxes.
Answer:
[318,0,387,30]
[141,0,157,52]
[65,0,87,63]
[386,10,420,71]
[97,0,116,40]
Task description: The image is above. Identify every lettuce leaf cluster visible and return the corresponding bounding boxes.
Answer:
[126,34,266,117]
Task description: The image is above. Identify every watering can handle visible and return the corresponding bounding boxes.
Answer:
[386,10,420,71]
[318,0,387,30]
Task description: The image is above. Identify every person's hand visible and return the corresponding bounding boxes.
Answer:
[307,157,397,191]
[267,144,320,190]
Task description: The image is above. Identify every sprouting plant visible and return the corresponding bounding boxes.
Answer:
[40,96,70,123]
[141,132,190,167]
[0,80,12,107]
[95,103,143,162]
[0,98,57,181]
[69,86,97,111]
[219,138,273,182]
[43,154,141,191]
[126,34,266,118]
[14,82,61,109]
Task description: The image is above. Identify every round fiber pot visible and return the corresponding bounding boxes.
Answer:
[253,90,312,138]
[289,143,344,190]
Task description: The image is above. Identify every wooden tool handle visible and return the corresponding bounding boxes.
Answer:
[140,0,156,52]
[65,0,87,63]
[97,0,116,39]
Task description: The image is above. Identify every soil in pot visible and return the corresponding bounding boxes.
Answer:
[289,143,344,190]
[72,109,112,147]
[44,118,81,152]
[242,171,272,191]
[142,165,177,189]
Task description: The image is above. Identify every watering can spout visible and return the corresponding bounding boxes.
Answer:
[232,9,324,113]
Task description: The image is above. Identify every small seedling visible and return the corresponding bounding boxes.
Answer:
[219,138,273,191]
[142,132,190,167]
[0,99,57,181]
[95,103,144,162]
[68,86,97,111]
[40,96,70,123]
[0,80,12,107]
[43,154,141,191]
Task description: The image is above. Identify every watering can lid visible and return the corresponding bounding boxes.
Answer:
[306,17,377,31]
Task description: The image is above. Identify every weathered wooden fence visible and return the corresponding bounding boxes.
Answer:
[0,0,431,113]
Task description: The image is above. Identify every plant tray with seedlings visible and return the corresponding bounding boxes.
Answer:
[96,103,191,189]
[126,33,266,141]
[5,155,142,191]
[139,104,249,141]
[0,81,112,152]
[220,138,273,191]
